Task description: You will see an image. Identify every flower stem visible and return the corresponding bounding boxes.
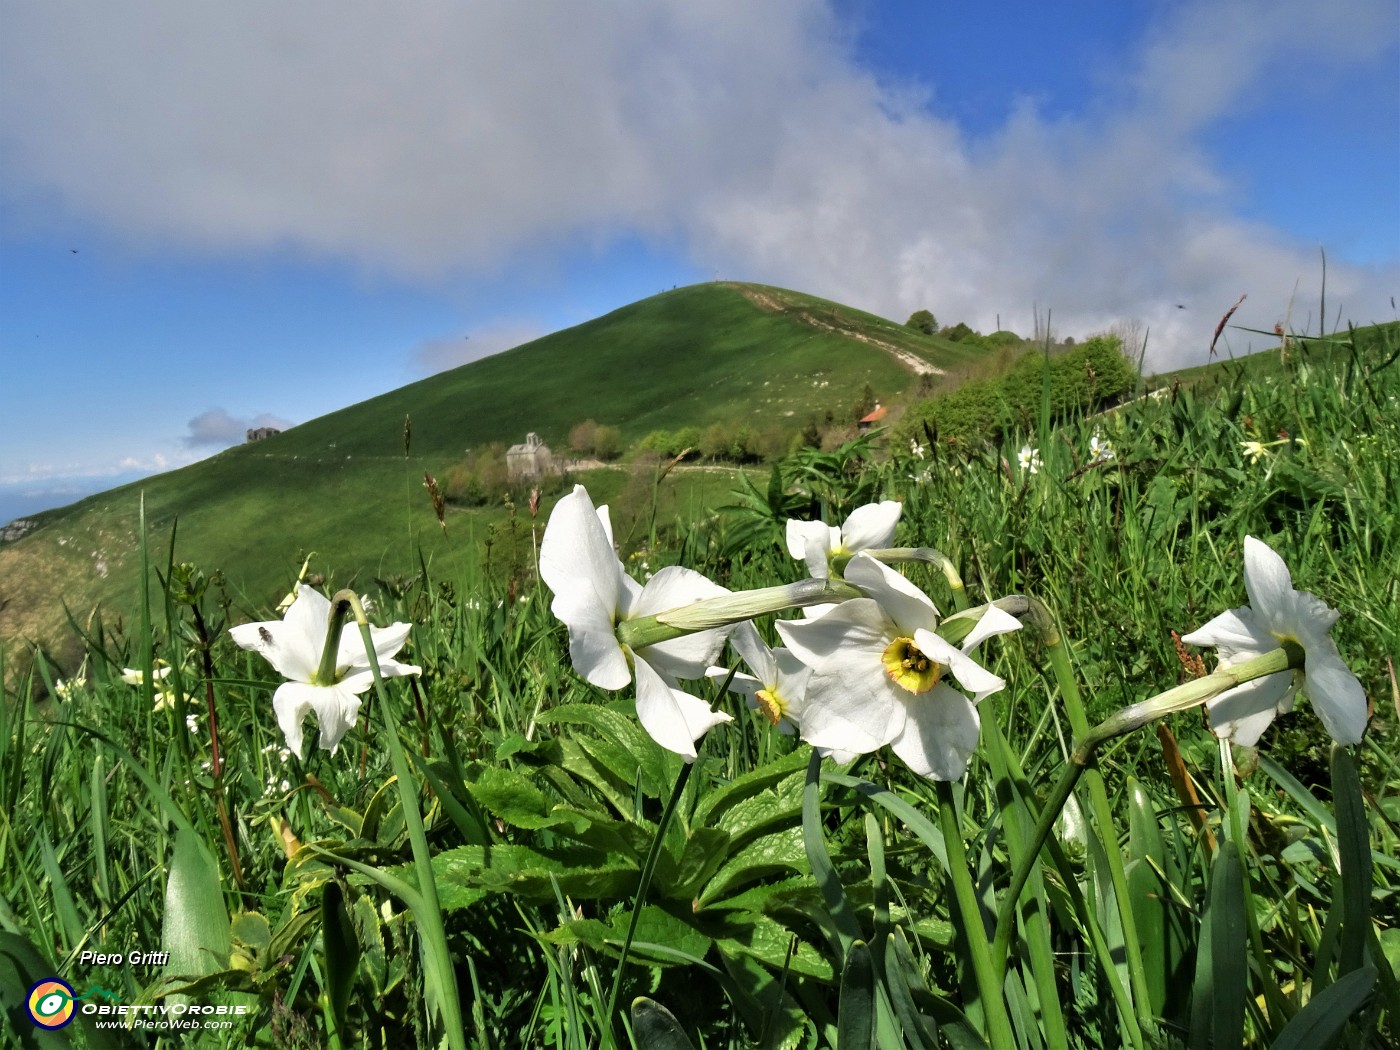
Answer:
[602,759,692,1049]
[990,643,1305,977]
[616,577,861,650]
[314,597,352,686]
[337,591,466,1050]
[934,779,1017,1048]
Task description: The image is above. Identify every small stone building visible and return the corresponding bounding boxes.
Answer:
[506,432,555,479]
[246,427,281,443]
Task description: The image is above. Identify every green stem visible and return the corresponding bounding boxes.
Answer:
[616,578,862,649]
[1041,612,1161,1030]
[602,759,693,1048]
[315,597,352,686]
[934,780,1017,1048]
[338,591,466,1050]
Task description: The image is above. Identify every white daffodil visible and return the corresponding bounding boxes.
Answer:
[777,553,1020,780]
[540,485,733,761]
[1017,445,1041,475]
[230,588,420,758]
[708,621,812,735]
[120,659,196,711]
[786,501,901,579]
[1088,429,1114,463]
[1182,535,1368,746]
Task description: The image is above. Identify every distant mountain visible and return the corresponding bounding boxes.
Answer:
[0,281,983,672]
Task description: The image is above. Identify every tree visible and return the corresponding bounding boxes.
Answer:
[907,309,937,335]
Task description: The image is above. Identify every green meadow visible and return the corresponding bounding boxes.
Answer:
[0,282,984,677]
[1,293,1397,1048]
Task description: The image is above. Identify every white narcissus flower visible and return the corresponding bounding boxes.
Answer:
[230,588,420,758]
[708,622,811,737]
[1088,430,1114,463]
[777,553,1020,780]
[540,485,733,762]
[1182,535,1368,746]
[786,501,901,579]
[1017,445,1041,475]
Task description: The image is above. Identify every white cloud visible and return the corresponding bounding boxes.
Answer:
[184,409,295,448]
[2,0,1394,372]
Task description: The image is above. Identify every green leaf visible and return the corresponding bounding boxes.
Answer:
[1189,841,1246,1050]
[715,911,834,980]
[424,843,638,902]
[803,753,864,953]
[630,996,698,1050]
[1269,967,1376,1050]
[699,827,808,907]
[537,702,669,797]
[1329,745,1370,978]
[320,881,361,1036]
[836,940,875,1050]
[658,826,732,900]
[467,765,589,832]
[162,828,231,982]
[1126,777,1169,1016]
[692,748,810,829]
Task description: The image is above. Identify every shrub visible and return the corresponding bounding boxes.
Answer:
[907,309,937,334]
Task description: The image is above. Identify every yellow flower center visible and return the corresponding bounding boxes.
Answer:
[882,636,943,694]
[754,688,785,726]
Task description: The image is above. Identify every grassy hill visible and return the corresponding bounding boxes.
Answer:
[0,281,981,676]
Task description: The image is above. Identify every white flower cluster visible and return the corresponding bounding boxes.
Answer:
[541,488,1020,779]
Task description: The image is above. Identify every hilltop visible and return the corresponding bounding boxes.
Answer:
[0,281,981,674]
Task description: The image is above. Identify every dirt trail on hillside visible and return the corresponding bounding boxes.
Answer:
[727,283,945,377]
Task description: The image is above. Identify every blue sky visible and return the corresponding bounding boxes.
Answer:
[2,0,1397,522]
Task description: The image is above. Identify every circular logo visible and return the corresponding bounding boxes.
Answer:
[26,978,77,1029]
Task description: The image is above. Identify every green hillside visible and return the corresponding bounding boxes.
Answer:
[0,281,976,674]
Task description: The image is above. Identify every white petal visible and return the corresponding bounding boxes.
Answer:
[1181,607,1273,662]
[959,604,1023,654]
[631,566,732,678]
[914,629,1007,703]
[1206,672,1296,746]
[889,684,982,780]
[272,681,363,758]
[1242,536,1296,625]
[707,665,762,701]
[337,619,413,673]
[1304,648,1369,745]
[596,504,614,546]
[540,486,623,619]
[730,621,778,686]
[802,533,834,580]
[798,669,902,755]
[551,590,632,690]
[843,554,939,634]
[230,601,320,684]
[776,599,890,672]
[786,519,833,561]
[633,658,731,761]
[840,501,901,553]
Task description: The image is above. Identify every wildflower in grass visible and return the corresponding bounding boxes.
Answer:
[1017,445,1041,475]
[541,484,732,761]
[778,553,1020,779]
[909,438,926,460]
[121,659,195,711]
[1182,535,1368,746]
[711,622,861,763]
[53,674,86,702]
[709,621,811,736]
[786,500,901,579]
[1088,429,1114,463]
[229,588,420,759]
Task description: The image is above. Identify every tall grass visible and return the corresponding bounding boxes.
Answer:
[1,324,1396,1048]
